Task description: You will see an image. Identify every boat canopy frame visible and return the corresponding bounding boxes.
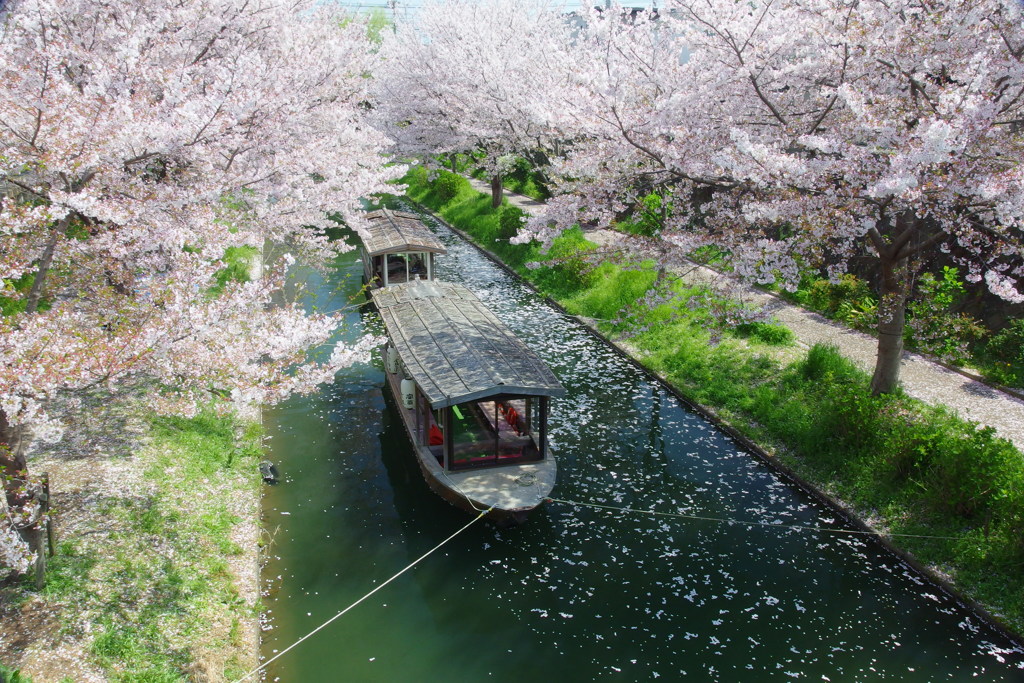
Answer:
[371,280,565,409]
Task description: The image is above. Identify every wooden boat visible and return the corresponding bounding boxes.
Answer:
[360,209,447,287]
[371,280,565,525]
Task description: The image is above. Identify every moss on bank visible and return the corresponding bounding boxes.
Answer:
[397,167,1024,636]
[1,409,261,681]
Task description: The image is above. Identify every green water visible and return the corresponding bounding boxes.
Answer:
[260,211,1024,681]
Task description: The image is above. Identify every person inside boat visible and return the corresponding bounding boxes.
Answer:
[409,253,426,277]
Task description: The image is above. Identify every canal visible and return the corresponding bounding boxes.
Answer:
[259,203,1024,681]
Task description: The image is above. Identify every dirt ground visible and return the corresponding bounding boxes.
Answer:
[0,395,259,681]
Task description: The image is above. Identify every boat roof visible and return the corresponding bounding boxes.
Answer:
[372,280,565,408]
[360,209,447,258]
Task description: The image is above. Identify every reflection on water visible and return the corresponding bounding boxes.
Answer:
[261,208,1024,681]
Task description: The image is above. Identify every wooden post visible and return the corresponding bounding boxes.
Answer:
[31,473,50,589]
[33,528,46,590]
[444,406,453,470]
[42,472,54,557]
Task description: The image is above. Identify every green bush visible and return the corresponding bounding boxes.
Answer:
[799,343,859,382]
[788,347,1024,569]
[801,273,873,317]
[617,192,667,237]
[0,272,44,317]
[834,296,878,331]
[905,267,986,364]
[919,425,1023,519]
[433,170,466,203]
[981,319,1024,387]
[0,662,30,682]
[733,321,794,346]
[529,228,599,297]
[498,207,526,242]
[210,245,259,296]
[794,272,879,332]
[499,156,551,200]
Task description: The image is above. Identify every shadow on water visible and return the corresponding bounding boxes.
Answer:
[260,215,1024,681]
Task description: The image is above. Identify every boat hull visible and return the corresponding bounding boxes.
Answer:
[383,362,555,525]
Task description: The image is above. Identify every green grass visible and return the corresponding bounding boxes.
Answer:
[782,270,1024,389]
[32,410,261,681]
[502,173,550,201]
[400,166,1024,635]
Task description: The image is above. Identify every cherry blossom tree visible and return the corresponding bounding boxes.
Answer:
[0,0,398,572]
[1,499,33,576]
[526,0,1024,395]
[372,0,576,207]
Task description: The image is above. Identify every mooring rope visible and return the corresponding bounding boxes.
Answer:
[233,507,491,682]
[438,468,491,513]
[545,497,960,540]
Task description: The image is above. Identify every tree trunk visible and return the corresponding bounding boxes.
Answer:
[1,409,31,519]
[1,409,45,582]
[490,174,503,209]
[0,408,29,510]
[25,217,68,315]
[870,254,910,395]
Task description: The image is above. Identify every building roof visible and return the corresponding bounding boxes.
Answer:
[360,209,447,258]
[371,280,565,408]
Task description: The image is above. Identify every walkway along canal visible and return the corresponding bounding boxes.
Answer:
[259,204,1024,681]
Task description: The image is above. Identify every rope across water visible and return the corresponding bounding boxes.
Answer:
[239,494,958,679]
[233,507,491,682]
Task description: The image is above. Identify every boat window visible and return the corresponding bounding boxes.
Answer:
[409,253,427,278]
[386,254,407,284]
[447,396,543,471]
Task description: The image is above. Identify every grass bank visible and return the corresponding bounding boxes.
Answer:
[398,166,1024,637]
[0,408,262,682]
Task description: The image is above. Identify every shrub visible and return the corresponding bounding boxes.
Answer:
[502,156,551,200]
[0,272,42,316]
[918,424,1024,519]
[733,321,794,346]
[433,170,466,203]
[834,296,878,331]
[905,267,986,364]
[530,228,598,295]
[211,245,259,295]
[981,319,1024,387]
[803,273,873,317]
[0,663,28,683]
[799,343,859,382]
[617,192,667,237]
[498,207,526,242]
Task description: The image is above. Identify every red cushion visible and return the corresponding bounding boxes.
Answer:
[429,424,444,445]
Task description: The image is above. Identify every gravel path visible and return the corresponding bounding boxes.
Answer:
[474,177,1024,453]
